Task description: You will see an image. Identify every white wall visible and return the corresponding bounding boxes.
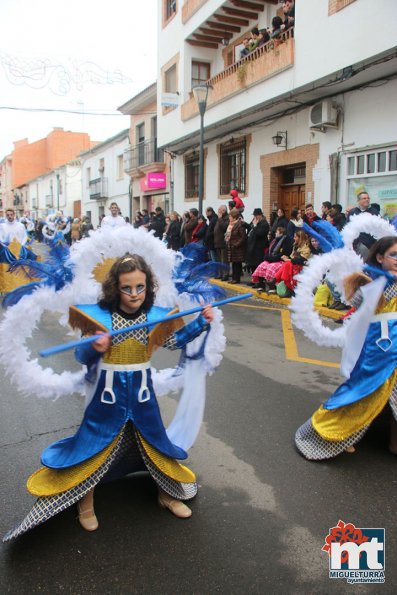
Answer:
[81,135,130,227]
[171,77,397,216]
[28,166,81,219]
[295,0,397,88]
[158,0,397,149]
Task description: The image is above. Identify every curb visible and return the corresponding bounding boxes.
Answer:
[211,279,342,320]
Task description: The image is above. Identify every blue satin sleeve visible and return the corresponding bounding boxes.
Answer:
[75,341,102,367]
[173,314,209,349]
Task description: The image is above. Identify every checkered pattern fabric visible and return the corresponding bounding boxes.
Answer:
[3,423,197,542]
[295,419,368,460]
[111,311,148,345]
[162,333,178,351]
[296,381,397,460]
[384,281,397,301]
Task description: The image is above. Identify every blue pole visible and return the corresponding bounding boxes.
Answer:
[40,292,253,358]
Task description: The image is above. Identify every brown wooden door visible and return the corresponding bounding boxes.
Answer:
[73,200,81,218]
[280,185,306,218]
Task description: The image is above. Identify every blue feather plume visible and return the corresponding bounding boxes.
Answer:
[2,234,73,308]
[302,222,333,253]
[173,244,227,303]
[312,219,344,249]
[2,281,45,308]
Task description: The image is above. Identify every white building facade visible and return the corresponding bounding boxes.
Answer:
[27,161,82,220]
[157,0,397,218]
[119,84,172,217]
[80,129,130,227]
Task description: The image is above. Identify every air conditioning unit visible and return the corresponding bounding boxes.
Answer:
[309,100,338,129]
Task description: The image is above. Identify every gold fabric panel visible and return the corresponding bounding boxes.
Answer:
[137,432,196,483]
[0,263,30,294]
[376,295,397,314]
[0,240,40,294]
[148,308,183,356]
[69,306,108,336]
[8,239,22,258]
[27,434,121,496]
[103,336,149,364]
[92,257,116,284]
[312,370,396,441]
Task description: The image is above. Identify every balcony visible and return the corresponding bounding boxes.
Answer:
[181,29,294,121]
[182,0,207,24]
[45,194,54,207]
[89,177,108,200]
[184,0,279,47]
[124,139,166,177]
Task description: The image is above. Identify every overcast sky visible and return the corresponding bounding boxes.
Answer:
[0,0,158,158]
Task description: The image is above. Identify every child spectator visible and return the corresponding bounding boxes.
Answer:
[270,16,283,39]
[191,215,208,246]
[251,226,293,290]
[303,203,320,227]
[286,207,304,237]
[273,229,311,295]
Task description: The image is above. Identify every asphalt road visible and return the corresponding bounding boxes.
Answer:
[0,295,396,594]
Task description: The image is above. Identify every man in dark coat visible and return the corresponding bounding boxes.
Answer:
[246,208,270,273]
[347,192,378,258]
[205,207,218,261]
[149,206,166,239]
[214,205,229,280]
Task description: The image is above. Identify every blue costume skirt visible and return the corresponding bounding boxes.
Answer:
[3,422,197,542]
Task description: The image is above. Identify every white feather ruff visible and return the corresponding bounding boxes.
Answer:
[0,226,226,400]
[290,215,397,348]
[341,213,396,250]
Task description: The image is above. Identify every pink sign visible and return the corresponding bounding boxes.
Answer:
[140,172,167,191]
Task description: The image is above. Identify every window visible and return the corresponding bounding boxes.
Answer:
[165,64,177,93]
[165,0,176,20]
[219,138,247,195]
[136,123,145,166]
[184,153,200,198]
[378,152,386,172]
[117,155,124,179]
[192,61,210,88]
[86,167,91,187]
[390,150,397,171]
[99,158,105,173]
[346,146,397,218]
[357,155,364,175]
[347,148,397,176]
[367,153,375,174]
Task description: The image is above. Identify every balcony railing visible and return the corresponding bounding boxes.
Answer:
[124,139,164,173]
[181,28,294,121]
[89,177,108,200]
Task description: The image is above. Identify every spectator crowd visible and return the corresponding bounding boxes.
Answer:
[240,0,295,59]
[1,185,389,316]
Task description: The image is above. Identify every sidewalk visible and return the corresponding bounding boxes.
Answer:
[211,270,342,321]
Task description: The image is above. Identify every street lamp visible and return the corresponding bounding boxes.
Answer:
[192,83,212,215]
[272,131,288,150]
[56,170,60,211]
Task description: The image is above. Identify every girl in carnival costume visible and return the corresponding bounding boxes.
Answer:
[2,224,226,540]
[294,234,397,459]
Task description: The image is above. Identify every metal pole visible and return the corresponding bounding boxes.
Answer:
[56,173,60,211]
[198,110,204,215]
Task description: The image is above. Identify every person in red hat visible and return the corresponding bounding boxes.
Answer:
[229,190,245,212]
